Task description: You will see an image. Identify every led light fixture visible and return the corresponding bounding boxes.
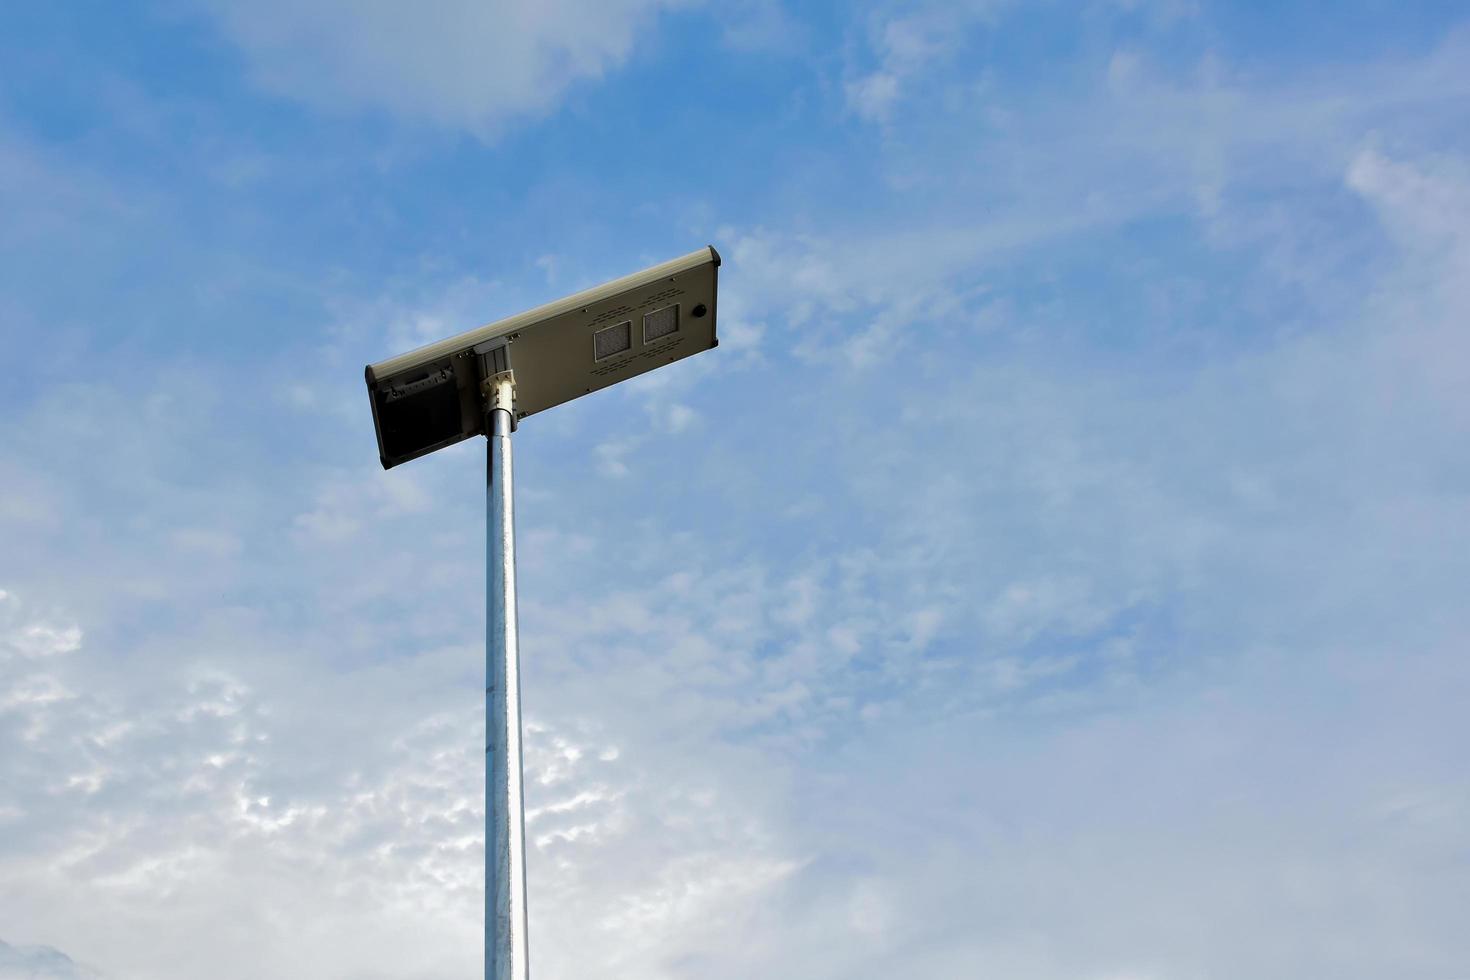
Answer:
[365,246,720,469]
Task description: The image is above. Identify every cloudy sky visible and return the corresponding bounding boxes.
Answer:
[2,2,1468,978]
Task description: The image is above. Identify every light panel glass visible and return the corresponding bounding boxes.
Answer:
[593,321,632,360]
[643,305,679,343]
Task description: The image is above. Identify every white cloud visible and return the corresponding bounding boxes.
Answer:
[843,2,1013,124]
[844,14,947,126]
[845,70,901,124]
[192,0,696,132]
[168,527,243,559]
[7,120,1470,974]
[0,940,99,980]
[3,10,1470,980]
[1348,147,1470,257]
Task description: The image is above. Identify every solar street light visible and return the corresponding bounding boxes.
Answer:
[364,246,721,980]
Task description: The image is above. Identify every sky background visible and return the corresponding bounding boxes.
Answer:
[2,2,1469,978]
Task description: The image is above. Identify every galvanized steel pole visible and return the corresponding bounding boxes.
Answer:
[487,401,530,980]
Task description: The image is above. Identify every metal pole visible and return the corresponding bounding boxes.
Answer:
[487,401,529,980]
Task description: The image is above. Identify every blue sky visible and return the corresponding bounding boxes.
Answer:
[2,2,1469,978]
